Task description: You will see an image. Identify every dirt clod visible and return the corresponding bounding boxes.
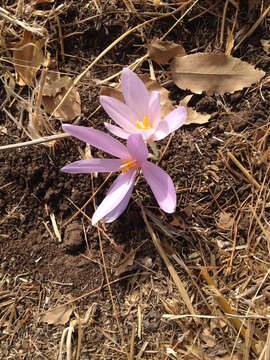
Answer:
[63,222,84,252]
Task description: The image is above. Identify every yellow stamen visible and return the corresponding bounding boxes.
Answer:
[136,116,152,130]
[118,159,138,173]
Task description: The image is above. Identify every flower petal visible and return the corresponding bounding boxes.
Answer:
[121,68,150,119]
[92,169,137,225]
[104,122,130,139]
[61,158,122,173]
[148,91,160,129]
[62,124,129,159]
[104,184,134,223]
[151,106,187,141]
[100,96,138,132]
[142,161,176,213]
[127,133,148,163]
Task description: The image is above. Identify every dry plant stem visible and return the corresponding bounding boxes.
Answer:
[233,4,270,52]
[140,203,198,324]
[227,151,261,190]
[250,207,270,243]
[160,0,199,40]
[0,6,46,37]
[0,133,70,151]
[220,0,229,48]
[56,15,65,63]
[97,226,126,349]
[201,268,258,355]
[48,1,193,120]
[257,146,270,166]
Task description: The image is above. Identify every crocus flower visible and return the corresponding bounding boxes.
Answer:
[100,68,187,142]
[61,124,176,225]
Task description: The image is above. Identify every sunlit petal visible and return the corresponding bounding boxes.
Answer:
[151,106,187,141]
[142,161,176,213]
[100,96,138,131]
[62,124,129,159]
[127,134,148,163]
[92,169,137,225]
[148,91,160,129]
[104,123,130,139]
[121,68,150,119]
[61,158,122,173]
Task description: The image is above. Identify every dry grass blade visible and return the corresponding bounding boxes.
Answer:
[0,6,47,37]
[140,203,198,324]
[201,268,258,355]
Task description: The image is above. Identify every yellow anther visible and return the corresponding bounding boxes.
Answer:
[118,159,138,173]
[136,116,152,130]
[143,116,151,129]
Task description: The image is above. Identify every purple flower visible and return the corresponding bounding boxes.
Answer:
[61,125,176,225]
[100,68,187,142]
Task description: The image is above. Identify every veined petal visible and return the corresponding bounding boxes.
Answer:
[100,96,138,132]
[148,91,160,129]
[127,134,148,163]
[104,123,130,139]
[103,183,134,223]
[62,124,129,159]
[61,158,122,174]
[92,169,137,225]
[151,106,187,141]
[142,161,176,213]
[121,68,150,119]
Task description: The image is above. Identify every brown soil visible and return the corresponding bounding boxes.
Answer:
[1,1,270,359]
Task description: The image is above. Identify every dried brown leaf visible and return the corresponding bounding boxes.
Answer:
[261,39,270,54]
[13,30,44,86]
[216,212,234,230]
[170,53,265,95]
[148,38,186,65]
[115,249,136,276]
[42,73,81,122]
[180,95,211,125]
[41,305,73,325]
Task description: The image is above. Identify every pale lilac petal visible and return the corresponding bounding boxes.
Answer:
[104,183,134,223]
[127,134,148,163]
[92,169,137,225]
[138,128,156,141]
[104,123,130,139]
[100,96,138,132]
[151,106,187,141]
[61,158,122,174]
[62,124,129,159]
[148,91,160,128]
[141,161,176,213]
[121,68,150,119]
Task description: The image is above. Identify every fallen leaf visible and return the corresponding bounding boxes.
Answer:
[41,305,73,325]
[261,39,270,54]
[148,38,186,65]
[170,53,265,95]
[180,95,211,125]
[216,212,234,230]
[115,249,136,276]
[201,328,216,347]
[42,73,81,122]
[13,30,44,86]
[100,86,123,102]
